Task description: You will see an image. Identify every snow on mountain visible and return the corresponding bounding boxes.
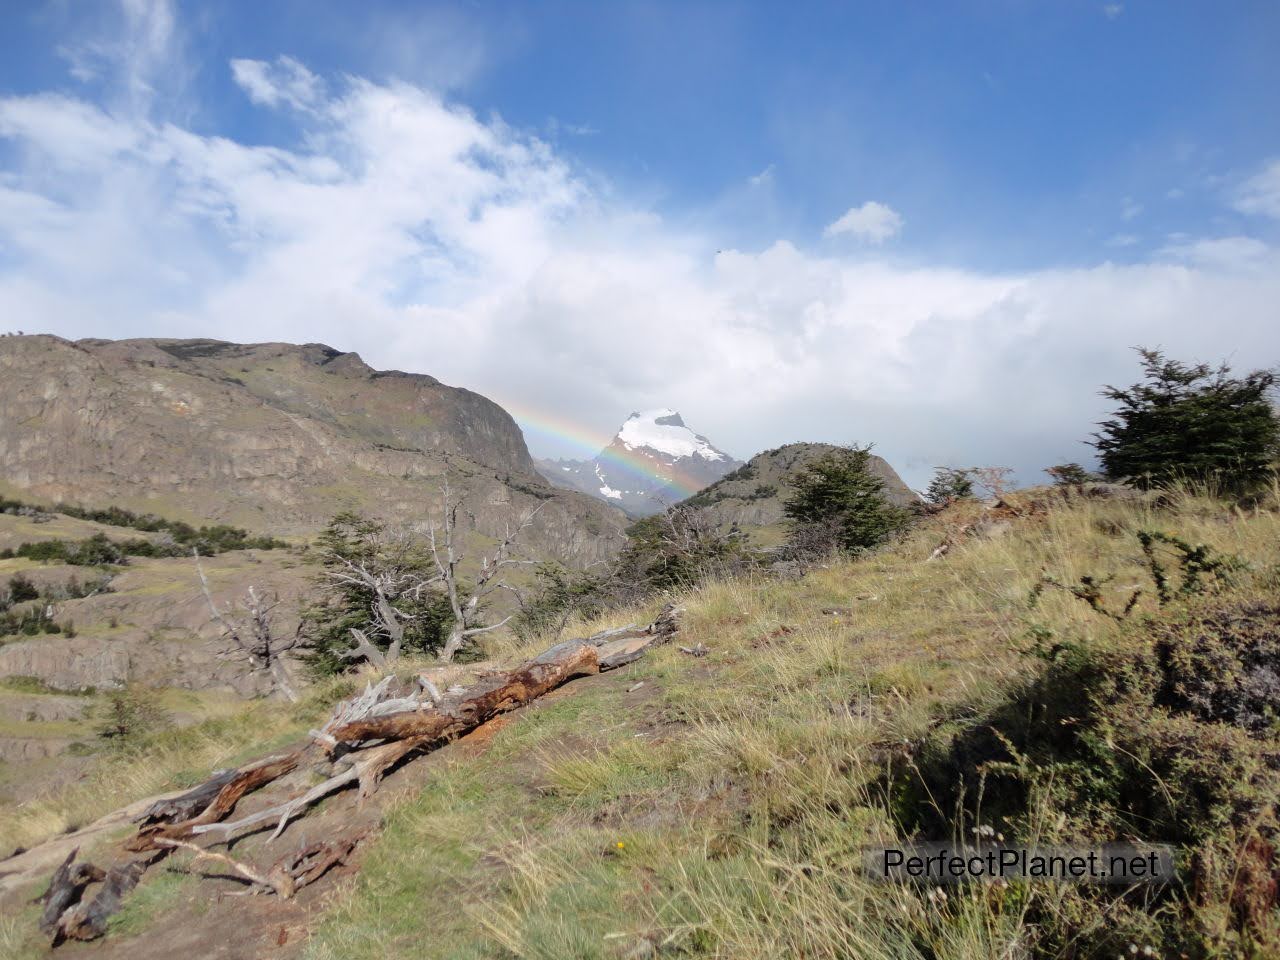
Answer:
[617,409,726,461]
[535,409,740,517]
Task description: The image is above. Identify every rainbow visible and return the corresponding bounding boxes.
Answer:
[500,399,718,500]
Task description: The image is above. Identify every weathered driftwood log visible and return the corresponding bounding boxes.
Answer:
[38,606,683,944]
[129,751,308,851]
[36,849,104,938]
[56,858,152,942]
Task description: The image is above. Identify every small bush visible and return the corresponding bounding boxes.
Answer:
[906,597,1280,956]
[1045,462,1097,486]
[512,564,611,641]
[925,466,975,504]
[95,686,172,746]
[7,573,39,603]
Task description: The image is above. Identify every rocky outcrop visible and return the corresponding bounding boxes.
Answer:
[681,442,917,541]
[0,335,627,564]
[0,550,314,696]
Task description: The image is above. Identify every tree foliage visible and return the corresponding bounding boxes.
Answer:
[782,445,911,555]
[1044,462,1097,486]
[614,507,757,595]
[511,563,611,641]
[925,467,975,504]
[1093,349,1279,491]
[303,513,453,674]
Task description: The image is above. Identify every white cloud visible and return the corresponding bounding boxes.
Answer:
[748,164,775,187]
[54,0,183,118]
[823,201,903,243]
[1234,158,1280,219]
[1157,235,1271,268]
[1121,196,1142,220]
[231,57,324,112]
[0,48,1277,490]
[1103,4,1124,19]
[1106,233,1138,248]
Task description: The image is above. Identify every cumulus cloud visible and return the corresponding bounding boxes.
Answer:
[1234,158,1280,219]
[0,35,1277,490]
[823,201,903,243]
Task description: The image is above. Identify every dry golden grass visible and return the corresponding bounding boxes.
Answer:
[0,677,353,857]
[305,484,1280,959]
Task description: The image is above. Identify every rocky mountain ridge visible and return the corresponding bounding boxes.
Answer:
[0,335,628,565]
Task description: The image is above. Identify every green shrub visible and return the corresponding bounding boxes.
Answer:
[905,598,1280,956]
[511,564,611,641]
[614,507,757,595]
[783,445,911,555]
[303,513,454,674]
[6,573,39,603]
[1093,348,1280,492]
[1044,462,1097,486]
[95,685,172,746]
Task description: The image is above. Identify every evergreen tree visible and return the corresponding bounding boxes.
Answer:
[925,467,975,504]
[1093,349,1279,491]
[303,513,454,674]
[783,446,911,554]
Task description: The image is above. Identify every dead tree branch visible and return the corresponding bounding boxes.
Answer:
[195,550,302,701]
[430,476,547,662]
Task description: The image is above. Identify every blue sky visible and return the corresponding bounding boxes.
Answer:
[1,1,1278,486]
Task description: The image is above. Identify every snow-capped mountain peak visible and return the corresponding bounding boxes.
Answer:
[534,408,741,517]
[616,408,726,461]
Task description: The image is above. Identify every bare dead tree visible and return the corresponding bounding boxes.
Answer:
[970,466,1015,499]
[429,476,545,662]
[194,551,302,702]
[323,528,440,666]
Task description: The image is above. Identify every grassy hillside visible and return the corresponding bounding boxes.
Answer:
[301,484,1279,958]
[3,483,1277,958]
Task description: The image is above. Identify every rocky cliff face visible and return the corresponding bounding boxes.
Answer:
[0,336,627,564]
[536,409,741,517]
[681,442,918,545]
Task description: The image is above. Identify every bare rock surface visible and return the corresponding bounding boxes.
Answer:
[0,335,627,564]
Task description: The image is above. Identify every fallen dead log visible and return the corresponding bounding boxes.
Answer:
[35,851,156,945]
[193,608,682,842]
[154,831,366,900]
[36,606,682,944]
[36,849,104,938]
[135,768,240,826]
[129,750,308,851]
[56,858,153,942]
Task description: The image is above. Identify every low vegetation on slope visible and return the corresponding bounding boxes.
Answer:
[300,483,1280,959]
